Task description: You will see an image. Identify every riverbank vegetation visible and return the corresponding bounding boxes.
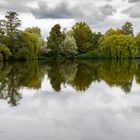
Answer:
[1,11,140,61]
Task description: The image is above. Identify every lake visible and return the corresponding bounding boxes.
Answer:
[0,59,140,140]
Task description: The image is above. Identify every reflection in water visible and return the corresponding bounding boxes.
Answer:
[0,59,140,106]
[0,61,43,106]
[47,59,139,93]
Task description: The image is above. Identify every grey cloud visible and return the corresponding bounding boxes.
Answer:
[30,1,83,19]
[29,1,117,26]
[122,3,140,18]
[128,0,140,3]
[0,0,33,13]
[0,0,116,23]
[0,0,124,32]
[99,4,116,15]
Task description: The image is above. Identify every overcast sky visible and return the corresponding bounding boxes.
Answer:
[0,0,140,37]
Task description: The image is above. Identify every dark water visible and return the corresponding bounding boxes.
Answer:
[0,60,140,140]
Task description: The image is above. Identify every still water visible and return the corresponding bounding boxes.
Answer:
[0,60,140,140]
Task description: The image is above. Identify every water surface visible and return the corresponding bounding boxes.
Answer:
[0,60,140,140]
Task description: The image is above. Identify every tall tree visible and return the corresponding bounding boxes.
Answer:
[47,24,64,56]
[5,11,21,52]
[121,22,133,36]
[25,26,43,50]
[15,31,40,60]
[72,22,93,53]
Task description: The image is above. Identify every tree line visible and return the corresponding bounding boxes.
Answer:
[0,11,140,60]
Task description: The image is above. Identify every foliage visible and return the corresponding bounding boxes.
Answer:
[0,12,42,61]
[121,22,133,36]
[92,32,103,49]
[0,11,139,60]
[15,32,40,60]
[135,32,140,46]
[47,24,64,57]
[25,27,41,37]
[99,35,138,58]
[38,44,49,58]
[72,22,93,53]
[5,11,21,53]
[25,27,45,55]
[0,43,12,60]
[0,53,3,61]
[60,32,78,58]
[105,28,124,36]
[76,50,104,59]
[0,20,5,37]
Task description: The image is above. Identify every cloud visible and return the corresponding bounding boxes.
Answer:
[0,0,32,13]
[99,4,116,15]
[128,0,140,3]
[29,1,117,27]
[0,0,116,24]
[30,1,83,19]
[0,0,140,34]
[122,3,140,18]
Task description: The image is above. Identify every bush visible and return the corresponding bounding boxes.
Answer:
[0,43,12,60]
[75,50,105,59]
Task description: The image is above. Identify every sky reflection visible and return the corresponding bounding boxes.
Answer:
[0,75,140,140]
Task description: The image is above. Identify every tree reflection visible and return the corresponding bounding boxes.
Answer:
[72,61,94,91]
[0,62,21,106]
[0,59,140,106]
[99,60,136,93]
[47,59,138,93]
[0,61,43,106]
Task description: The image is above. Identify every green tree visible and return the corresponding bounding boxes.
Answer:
[121,22,133,36]
[135,32,140,57]
[105,28,124,36]
[47,24,64,57]
[25,27,44,55]
[25,27,41,37]
[72,22,93,53]
[0,43,11,60]
[15,32,40,60]
[60,32,78,58]
[99,35,138,58]
[5,11,21,53]
[92,32,103,49]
